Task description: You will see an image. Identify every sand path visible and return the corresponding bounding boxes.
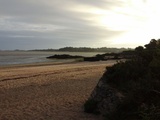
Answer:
[0,61,116,120]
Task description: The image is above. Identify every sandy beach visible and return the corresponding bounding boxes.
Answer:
[0,60,116,120]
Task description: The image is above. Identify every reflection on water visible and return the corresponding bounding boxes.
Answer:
[0,51,105,66]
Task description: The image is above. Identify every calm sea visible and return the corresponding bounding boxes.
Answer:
[0,51,105,66]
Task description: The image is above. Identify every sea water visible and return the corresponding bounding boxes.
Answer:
[0,51,105,66]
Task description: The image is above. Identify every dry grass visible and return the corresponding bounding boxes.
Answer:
[0,61,116,120]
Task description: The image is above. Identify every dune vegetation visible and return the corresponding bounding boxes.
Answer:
[84,39,160,120]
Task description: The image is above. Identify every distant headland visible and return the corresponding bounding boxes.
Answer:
[30,47,132,53]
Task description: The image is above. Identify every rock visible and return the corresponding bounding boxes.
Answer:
[46,54,84,59]
[83,57,101,61]
[86,73,124,115]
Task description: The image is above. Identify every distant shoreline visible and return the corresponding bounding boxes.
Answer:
[0,46,131,53]
[30,47,131,53]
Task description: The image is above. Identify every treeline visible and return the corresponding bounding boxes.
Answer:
[30,49,56,51]
[31,47,131,53]
[58,47,130,53]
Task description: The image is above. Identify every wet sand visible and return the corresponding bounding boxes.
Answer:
[0,61,116,120]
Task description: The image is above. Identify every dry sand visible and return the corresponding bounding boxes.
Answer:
[0,60,116,120]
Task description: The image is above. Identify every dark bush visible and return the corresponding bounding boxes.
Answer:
[103,40,160,120]
[84,39,160,119]
[84,99,100,115]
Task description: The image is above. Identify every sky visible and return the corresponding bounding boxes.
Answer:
[0,0,160,50]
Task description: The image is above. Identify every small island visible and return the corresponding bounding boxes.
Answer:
[46,50,135,62]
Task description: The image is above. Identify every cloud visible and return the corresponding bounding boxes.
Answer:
[0,0,155,50]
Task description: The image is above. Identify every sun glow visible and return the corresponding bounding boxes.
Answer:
[97,0,160,47]
[69,0,160,48]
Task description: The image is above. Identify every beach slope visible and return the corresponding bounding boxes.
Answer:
[0,61,116,120]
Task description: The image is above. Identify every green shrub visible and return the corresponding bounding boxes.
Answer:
[103,39,160,119]
[84,40,160,119]
[105,60,148,92]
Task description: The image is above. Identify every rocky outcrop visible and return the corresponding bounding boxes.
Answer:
[46,54,83,59]
[85,73,124,115]
[46,53,122,61]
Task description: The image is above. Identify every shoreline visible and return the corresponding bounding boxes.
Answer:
[0,51,106,67]
[0,60,77,69]
[0,59,118,69]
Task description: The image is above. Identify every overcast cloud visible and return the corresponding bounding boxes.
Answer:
[0,0,159,50]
